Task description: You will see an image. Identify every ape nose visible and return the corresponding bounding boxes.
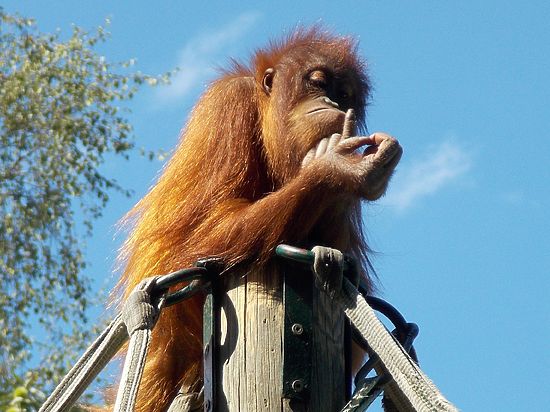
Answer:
[323,96,339,108]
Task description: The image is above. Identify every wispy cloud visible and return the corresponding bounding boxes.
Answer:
[157,12,261,102]
[501,190,525,205]
[500,190,542,208]
[383,140,472,212]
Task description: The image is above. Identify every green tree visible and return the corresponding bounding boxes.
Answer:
[0,9,169,409]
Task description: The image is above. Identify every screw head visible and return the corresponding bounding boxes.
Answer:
[291,323,304,335]
[291,379,304,392]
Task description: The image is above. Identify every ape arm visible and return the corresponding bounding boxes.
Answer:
[195,157,343,265]
[195,111,402,266]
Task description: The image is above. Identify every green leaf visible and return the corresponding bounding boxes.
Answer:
[0,8,171,408]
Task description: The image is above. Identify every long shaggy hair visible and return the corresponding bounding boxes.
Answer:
[116,27,372,412]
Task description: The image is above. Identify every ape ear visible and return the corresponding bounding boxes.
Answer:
[262,68,275,95]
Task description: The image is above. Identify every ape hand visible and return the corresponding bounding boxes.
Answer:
[354,131,402,200]
[302,109,402,200]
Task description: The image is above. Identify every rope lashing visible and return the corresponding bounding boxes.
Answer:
[40,264,212,412]
[276,245,458,412]
[41,246,457,412]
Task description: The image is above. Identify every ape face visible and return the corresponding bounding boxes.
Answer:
[258,44,369,184]
[291,66,362,143]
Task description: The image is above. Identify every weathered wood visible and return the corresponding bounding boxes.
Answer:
[215,263,346,411]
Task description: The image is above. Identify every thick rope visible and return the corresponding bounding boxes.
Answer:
[167,386,203,412]
[311,246,458,412]
[42,247,458,412]
[38,312,127,412]
[113,278,162,412]
[39,277,161,412]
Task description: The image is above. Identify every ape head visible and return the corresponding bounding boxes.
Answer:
[253,28,371,185]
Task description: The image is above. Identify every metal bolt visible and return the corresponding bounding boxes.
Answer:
[291,379,304,393]
[291,323,304,335]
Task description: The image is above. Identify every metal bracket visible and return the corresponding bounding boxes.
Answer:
[282,262,313,404]
[203,291,215,412]
[198,258,223,412]
[342,375,388,412]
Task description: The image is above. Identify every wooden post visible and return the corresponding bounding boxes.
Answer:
[207,262,347,411]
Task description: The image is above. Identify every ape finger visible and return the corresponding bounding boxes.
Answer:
[358,143,402,196]
[301,147,317,167]
[384,145,403,170]
[375,138,402,167]
[336,135,375,154]
[368,132,399,147]
[315,137,330,158]
[327,133,342,151]
[341,109,356,139]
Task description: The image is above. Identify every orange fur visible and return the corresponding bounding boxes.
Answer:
[117,27,373,412]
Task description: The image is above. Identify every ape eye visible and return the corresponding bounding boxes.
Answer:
[338,84,354,100]
[309,70,328,88]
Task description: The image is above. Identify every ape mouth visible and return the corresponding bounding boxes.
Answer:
[306,107,344,115]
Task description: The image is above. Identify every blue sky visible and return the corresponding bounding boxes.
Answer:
[4,1,549,410]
